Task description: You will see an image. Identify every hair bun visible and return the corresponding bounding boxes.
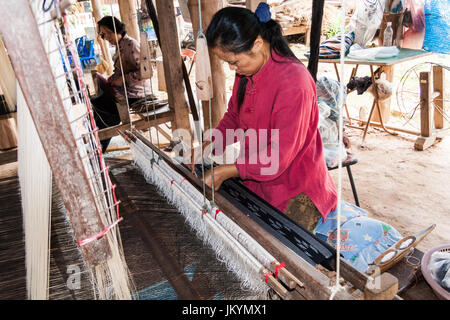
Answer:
[255,2,271,23]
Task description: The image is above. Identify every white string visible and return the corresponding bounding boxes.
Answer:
[136,0,157,162]
[195,0,215,207]
[329,0,346,300]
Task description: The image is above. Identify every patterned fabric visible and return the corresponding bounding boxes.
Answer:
[109,34,151,99]
[313,201,403,273]
[284,193,322,232]
[306,32,355,59]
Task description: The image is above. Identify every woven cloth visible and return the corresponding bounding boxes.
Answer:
[306,32,355,59]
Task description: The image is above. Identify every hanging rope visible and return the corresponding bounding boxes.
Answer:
[329,0,346,300]
[195,0,215,208]
[137,0,158,164]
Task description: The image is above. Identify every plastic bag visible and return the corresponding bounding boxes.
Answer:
[347,43,400,60]
[323,143,347,168]
[349,0,385,47]
[429,251,450,292]
[423,0,450,54]
[316,77,348,167]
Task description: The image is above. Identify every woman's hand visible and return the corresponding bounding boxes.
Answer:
[189,141,212,174]
[109,76,123,87]
[203,164,240,191]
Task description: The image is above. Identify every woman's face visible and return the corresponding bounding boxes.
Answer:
[212,37,268,77]
[98,25,117,44]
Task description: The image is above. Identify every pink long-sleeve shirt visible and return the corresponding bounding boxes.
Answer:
[214,51,337,221]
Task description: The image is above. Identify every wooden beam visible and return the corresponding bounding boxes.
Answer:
[0,148,17,165]
[187,0,227,130]
[0,113,17,150]
[98,113,174,140]
[0,0,111,266]
[154,0,191,134]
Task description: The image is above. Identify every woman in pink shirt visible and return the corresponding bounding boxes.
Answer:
[199,4,337,231]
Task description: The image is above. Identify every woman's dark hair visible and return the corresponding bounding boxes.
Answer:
[98,16,127,37]
[206,6,298,109]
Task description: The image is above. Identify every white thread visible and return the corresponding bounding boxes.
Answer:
[130,140,271,295]
[328,0,347,300]
[18,84,52,300]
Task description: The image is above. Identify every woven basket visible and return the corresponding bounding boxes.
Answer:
[421,244,450,300]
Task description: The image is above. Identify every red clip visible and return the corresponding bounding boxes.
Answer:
[77,217,123,247]
[275,262,285,277]
[264,272,273,284]
[170,179,174,185]
[214,209,221,220]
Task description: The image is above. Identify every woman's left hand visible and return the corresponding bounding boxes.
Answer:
[204,164,240,191]
[109,76,123,87]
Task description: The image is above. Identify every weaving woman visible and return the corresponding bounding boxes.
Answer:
[195,3,337,231]
[91,16,151,151]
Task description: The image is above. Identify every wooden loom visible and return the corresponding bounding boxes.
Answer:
[0,0,432,300]
[0,0,133,299]
[114,0,439,300]
[120,126,408,300]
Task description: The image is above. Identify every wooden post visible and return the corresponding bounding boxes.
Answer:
[155,0,191,133]
[118,0,140,41]
[364,272,398,300]
[0,0,111,266]
[307,0,325,81]
[372,65,393,123]
[433,65,444,129]
[0,113,17,150]
[90,0,114,74]
[415,71,436,150]
[246,0,266,12]
[187,0,227,130]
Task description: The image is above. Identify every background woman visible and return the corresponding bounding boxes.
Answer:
[92,16,151,151]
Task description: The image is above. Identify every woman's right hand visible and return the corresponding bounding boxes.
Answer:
[189,141,212,174]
